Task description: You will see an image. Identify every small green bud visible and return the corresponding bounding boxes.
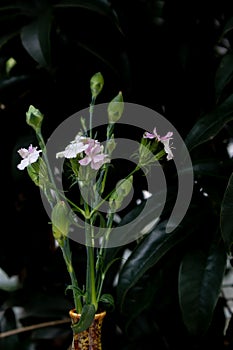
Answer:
[109,176,133,211]
[51,201,70,245]
[106,135,116,155]
[26,105,44,133]
[107,92,124,124]
[109,191,121,211]
[116,176,133,197]
[90,72,104,99]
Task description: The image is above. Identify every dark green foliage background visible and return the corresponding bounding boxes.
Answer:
[1,0,233,349]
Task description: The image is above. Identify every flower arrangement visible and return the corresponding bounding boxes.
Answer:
[16,72,174,334]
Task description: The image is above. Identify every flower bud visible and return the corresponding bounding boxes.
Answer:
[90,72,104,99]
[26,105,44,133]
[116,176,133,197]
[107,92,124,124]
[106,135,116,155]
[51,201,70,245]
[109,191,121,211]
[109,176,133,211]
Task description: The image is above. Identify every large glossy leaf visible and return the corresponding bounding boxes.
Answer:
[220,16,233,39]
[0,75,31,91]
[0,7,31,47]
[185,93,233,152]
[119,270,161,331]
[220,172,233,252]
[178,240,226,336]
[0,3,28,12]
[20,10,52,67]
[215,52,233,100]
[192,158,225,178]
[0,31,19,47]
[77,41,120,75]
[54,0,123,34]
[116,219,193,311]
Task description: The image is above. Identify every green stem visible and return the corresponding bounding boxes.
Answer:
[36,130,83,313]
[89,97,96,138]
[84,200,97,310]
[96,213,114,299]
[100,164,109,194]
[100,123,115,194]
[62,240,82,313]
[58,191,86,217]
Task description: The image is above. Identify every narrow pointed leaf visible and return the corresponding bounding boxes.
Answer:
[220,172,233,252]
[20,10,52,67]
[99,293,115,308]
[116,219,193,311]
[220,16,233,38]
[215,52,233,100]
[179,241,226,336]
[54,0,123,35]
[185,93,233,152]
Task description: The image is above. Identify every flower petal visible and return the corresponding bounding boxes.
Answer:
[17,145,42,170]
[79,156,91,166]
[143,131,156,139]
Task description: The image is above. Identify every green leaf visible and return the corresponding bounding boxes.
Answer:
[20,10,52,67]
[0,75,30,90]
[192,158,228,178]
[220,16,233,38]
[121,271,161,331]
[76,40,120,75]
[116,219,192,311]
[178,241,226,336]
[0,31,19,47]
[185,93,233,152]
[71,304,96,334]
[99,293,115,308]
[54,0,123,35]
[220,172,233,252]
[65,284,84,296]
[215,52,233,100]
[0,2,33,13]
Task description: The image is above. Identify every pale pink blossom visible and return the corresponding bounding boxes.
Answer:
[143,127,173,142]
[56,135,110,170]
[17,144,42,170]
[79,143,110,170]
[162,138,174,160]
[143,127,159,139]
[56,135,90,159]
[143,127,174,160]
